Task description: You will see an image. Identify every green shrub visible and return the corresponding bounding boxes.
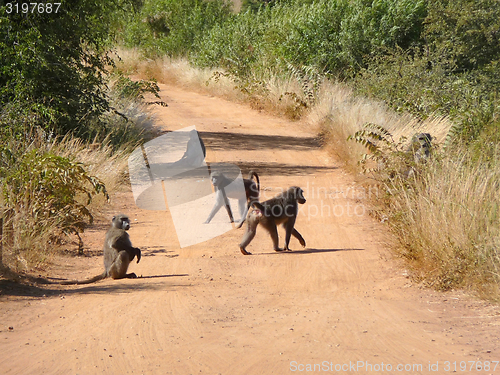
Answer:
[1,148,108,243]
[0,1,127,136]
[353,0,500,144]
[424,0,500,73]
[121,0,231,57]
[194,9,269,76]
[194,0,426,79]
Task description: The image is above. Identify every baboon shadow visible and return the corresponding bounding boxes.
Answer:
[65,276,191,295]
[261,248,364,255]
[0,274,190,298]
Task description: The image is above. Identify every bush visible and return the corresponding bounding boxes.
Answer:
[353,0,500,144]
[424,0,500,74]
[0,145,108,245]
[0,1,128,136]
[121,0,231,57]
[193,0,426,79]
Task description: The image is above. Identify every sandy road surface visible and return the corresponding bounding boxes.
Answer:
[1,84,500,375]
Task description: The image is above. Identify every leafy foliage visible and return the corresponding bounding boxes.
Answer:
[354,0,500,145]
[424,0,500,73]
[0,148,108,244]
[193,0,427,79]
[0,0,130,136]
[347,123,413,177]
[120,0,231,57]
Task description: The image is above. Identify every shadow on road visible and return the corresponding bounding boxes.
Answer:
[200,130,321,152]
[225,160,337,177]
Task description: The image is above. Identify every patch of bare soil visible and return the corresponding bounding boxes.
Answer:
[1,84,499,374]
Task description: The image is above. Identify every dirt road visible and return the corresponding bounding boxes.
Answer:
[1,84,500,374]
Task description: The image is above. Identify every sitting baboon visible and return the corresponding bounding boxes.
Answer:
[403,133,433,179]
[58,214,141,285]
[239,186,306,255]
[204,170,260,224]
[407,133,433,163]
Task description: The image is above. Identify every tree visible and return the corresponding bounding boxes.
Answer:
[0,0,130,137]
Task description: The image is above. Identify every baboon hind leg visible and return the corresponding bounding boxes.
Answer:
[268,224,282,252]
[239,222,258,255]
[286,228,306,250]
[108,251,136,279]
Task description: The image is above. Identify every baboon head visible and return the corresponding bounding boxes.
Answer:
[209,171,223,186]
[112,214,131,231]
[410,133,433,161]
[291,186,306,204]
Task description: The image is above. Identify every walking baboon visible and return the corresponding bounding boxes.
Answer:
[239,186,306,255]
[204,170,260,224]
[58,214,141,285]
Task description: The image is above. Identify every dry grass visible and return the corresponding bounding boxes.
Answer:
[50,136,130,205]
[114,47,242,98]
[389,151,500,297]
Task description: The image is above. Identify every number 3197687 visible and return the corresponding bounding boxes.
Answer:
[6,3,61,14]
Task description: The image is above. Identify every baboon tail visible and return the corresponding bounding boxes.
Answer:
[252,201,265,211]
[59,272,107,285]
[236,200,265,229]
[248,170,260,193]
[236,218,246,229]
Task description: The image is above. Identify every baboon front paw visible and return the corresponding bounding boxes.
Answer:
[300,240,306,248]
[275,248,285,252]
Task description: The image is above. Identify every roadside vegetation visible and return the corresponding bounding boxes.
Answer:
[0,1,159,275]
[1,0,499,299]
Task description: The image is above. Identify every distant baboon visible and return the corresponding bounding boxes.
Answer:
[58,214,141,285]
[403,133,433,179]
[407,133,433,163]
[204,170,260,224]
[239,186,306,255]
